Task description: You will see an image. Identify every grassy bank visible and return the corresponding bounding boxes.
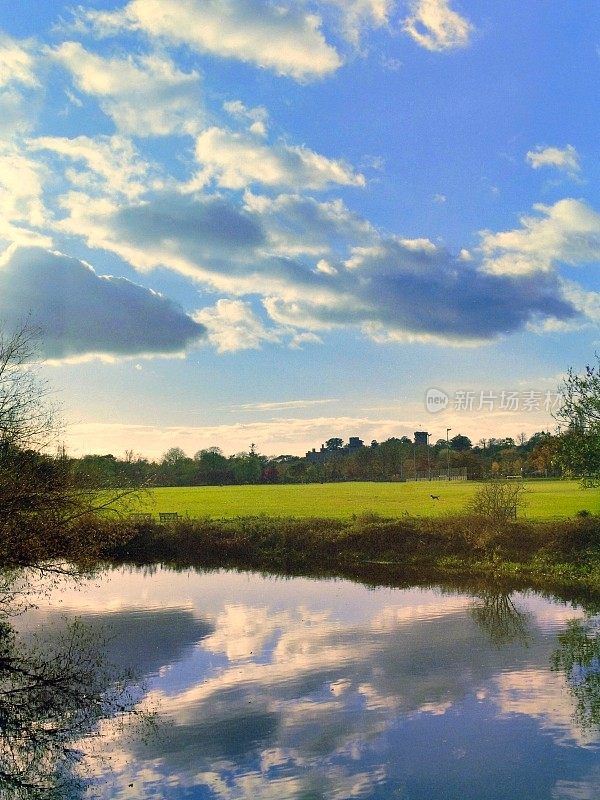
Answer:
[102,512,600,597]
[135,480,597,521]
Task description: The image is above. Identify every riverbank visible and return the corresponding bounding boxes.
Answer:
[101,512,600,599]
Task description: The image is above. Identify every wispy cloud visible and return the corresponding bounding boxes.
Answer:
[0,33,42,136]
[64,416,411,457]
[526,144,580,177]
[232,399,339,411]
[28,134,151,199]
[223,99,269,137]
[50,42,203,136]
[323,0,393,48]
[0,33,39,88]
[0,145,50,247]
[63,404,559,457]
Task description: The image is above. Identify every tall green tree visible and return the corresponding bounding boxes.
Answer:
[555,357,600,485]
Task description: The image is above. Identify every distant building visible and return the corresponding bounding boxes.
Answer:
[305,437,365,462]
[414,431,429,446]
[306,446,325,463]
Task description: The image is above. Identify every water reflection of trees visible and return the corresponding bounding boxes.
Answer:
[470,592,531,646]
[552,618,600,732]
[0,574,143,800]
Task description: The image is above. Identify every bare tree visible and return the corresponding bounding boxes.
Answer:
[0,324,139,570]
[0,324,57,454]
[0,615,146,799]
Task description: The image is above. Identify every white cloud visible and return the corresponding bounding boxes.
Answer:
[233,398,336,411]
[0,145,50,247]
[203,604,289,661]
[323,0,392,47]
[403,0,473,51]
[79,0,342,81]
[244,192,376,258]
[50,42,203,136]
[28,134,151,199]
[192,127,365,190]
[0,245,206,361]
[0,33,39,88]
[194,299,283,352]
[481,198,600,275]
[0,34,42,137]
[494,668,597,747]
[526,144,580,177]
[0,88,37,137]
[223,99,268,137]
[559,280,600,325]
[289,331,324,349]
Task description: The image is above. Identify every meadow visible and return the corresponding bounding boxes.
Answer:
[136,479,597,521]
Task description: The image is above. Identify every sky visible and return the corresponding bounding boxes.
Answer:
[0,0,599,458]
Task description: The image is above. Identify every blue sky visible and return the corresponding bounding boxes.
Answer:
[1,0,599,457]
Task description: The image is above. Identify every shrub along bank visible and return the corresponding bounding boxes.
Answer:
[100,512,600,595]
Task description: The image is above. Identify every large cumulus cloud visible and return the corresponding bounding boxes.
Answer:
[57,190,579,346]
[296,238,577,343]
[0,245,206,360]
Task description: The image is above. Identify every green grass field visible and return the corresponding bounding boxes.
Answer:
[135,480,599,521]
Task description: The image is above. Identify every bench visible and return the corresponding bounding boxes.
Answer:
[159,512,179,523]
[129,513,153,521]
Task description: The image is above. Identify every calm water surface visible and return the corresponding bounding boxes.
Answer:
[20,567,600,799]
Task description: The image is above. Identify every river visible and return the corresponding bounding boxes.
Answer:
[7,566,600,799]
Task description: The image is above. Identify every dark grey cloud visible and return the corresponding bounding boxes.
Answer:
[113,192,265,259]
[0,246,206,359]
[343,239,577,340]
[263,238,578,343]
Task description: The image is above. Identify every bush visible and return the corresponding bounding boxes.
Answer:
[467,479,528,524]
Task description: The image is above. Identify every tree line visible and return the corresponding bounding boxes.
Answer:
[68,430,563,487]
